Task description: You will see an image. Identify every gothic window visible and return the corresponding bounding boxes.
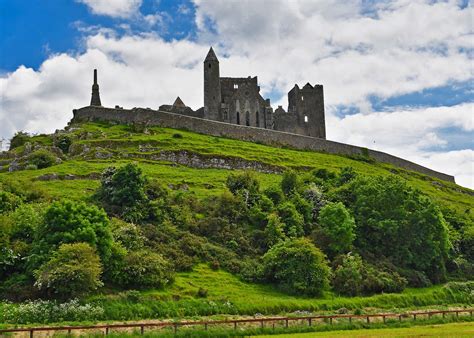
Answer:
[208,63,211,68]
[256,111,259,127]
[223,111,228,121]
[304,115,308,123]
[245,111,250,126]
[301,96,304,101]
[237,112,240,125]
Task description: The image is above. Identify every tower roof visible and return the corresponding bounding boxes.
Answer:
[173,96,186,107]
[303,83,313,89]
[204,47,219,62]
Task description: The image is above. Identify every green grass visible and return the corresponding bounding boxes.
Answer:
[91,264,472,321]
[256,321,474,337]
[2,122,473,219]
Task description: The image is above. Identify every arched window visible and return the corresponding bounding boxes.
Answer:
[245,111,250,126]
[256,111,259,127]
[223,111,228,121]
[208,63,211,68]
[304,115,308,123]
[236,112,240,125]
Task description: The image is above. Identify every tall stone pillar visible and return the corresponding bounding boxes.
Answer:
[90,69,102,106]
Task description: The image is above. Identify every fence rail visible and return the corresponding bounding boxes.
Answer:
[0,309,472,337]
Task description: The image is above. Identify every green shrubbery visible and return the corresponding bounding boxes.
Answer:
[27,149,57,169]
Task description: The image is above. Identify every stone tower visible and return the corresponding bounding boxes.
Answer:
[203,47,221,121]
[90,69,102,106]
[288,83,326,138]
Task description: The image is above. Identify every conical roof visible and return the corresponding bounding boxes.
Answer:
[303,82,313,89]
[173,96,186,107]
[204,47,219,62]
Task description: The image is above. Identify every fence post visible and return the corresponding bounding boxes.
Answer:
[285,319,289,328]
[443,312,445,319]
[105,327,109,335]
[399,315,402,322]
[234,321,237,330]
[29,330,34,338]
[383,316,386,323]
[366,316,370,324]
[308,318,312,327]
[174,323,178,334]
[205,323,208,331]
[329,317,333,325]
[413,314,417,321]
[456,311,459,318]
[140,325,144,335]
[260,320,264,329]
[349,317,352,324]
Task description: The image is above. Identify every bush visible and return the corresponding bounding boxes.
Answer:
[111,250,174,289]
[317,202,355,257]
[54,134,72,154]
[263,213,286,248]
[0,299,104,324]
[264,186,284,205]
[0,191,22,214]
[96,164,150,222]
[32,199,112,268]
[110,218,145,251]
[34,243,103,298]
[27,150,57,169]
[277,201,304,237]
[9,131,30,150]
[262,238,330,296]
[281,170,298,195]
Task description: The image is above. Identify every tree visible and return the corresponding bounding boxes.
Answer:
[110,250,174,289]
[281,170,298,196]
[96,163,149,222]
[0,191,22,214]
[317,202,355,256]
[332,253,363,296]
[351,175,450,282]
[277,201,305,237]
[9,131,30,150]
[263,213,286,247]
[226,171,260,206]
[32,200,112,269]
[262,238,330,296]
[34,243,103,298]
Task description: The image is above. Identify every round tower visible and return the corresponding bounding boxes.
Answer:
[203,47,221,121]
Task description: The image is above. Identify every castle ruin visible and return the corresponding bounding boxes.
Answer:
[73,48,454,183]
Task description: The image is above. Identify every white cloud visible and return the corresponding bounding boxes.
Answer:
[76,0,142,18]
[1,0,473,188]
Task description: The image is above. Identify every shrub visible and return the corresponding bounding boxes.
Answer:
[54,134,72,154]
[27,150,57,169]
[263,213,287,248]
[111,250,174,289]
[317,202,355,257]
[0,191,22,214]
[264,186,284,205]
[110,218,145,251]
[262,238,330,296]
[9,131,30,150]
[0,299,104,324]
[197,287,208,298]
[172,133,183,139]
[281,170,298,195]
[332,253,364,296]
[34,243,103,298]
[338,166,356,185]
[96,164,150,222]
[277,201,304,238]
[32,199,112,268]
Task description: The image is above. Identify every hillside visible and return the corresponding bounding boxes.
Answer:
[0,121,473,329]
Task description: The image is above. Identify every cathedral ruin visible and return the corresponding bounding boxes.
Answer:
[89,47,327,139]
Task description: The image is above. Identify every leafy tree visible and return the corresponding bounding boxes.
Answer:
[96,164,149,222]
[110,250,174,289]
[332,253,364,296]
[263,213,286,247]
[338,166,357,185]
[0,191,22,214]
[32,200,112,269]
[9,131,30,150]
[34,243,103,298]
[262,238,330,296]
[317,202,355,256]
[264,186,284,205]
[281,170,299,196]
[110,218,145,251]
[277,201,304,237]
[351,175,450,282]
[226,171,260,206]
[27,150,57,169]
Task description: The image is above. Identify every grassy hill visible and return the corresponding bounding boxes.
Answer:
[0,121,472,329]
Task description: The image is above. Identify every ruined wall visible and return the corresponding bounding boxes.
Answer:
[72,106,455,183]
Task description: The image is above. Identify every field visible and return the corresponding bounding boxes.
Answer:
[256,322,474,337]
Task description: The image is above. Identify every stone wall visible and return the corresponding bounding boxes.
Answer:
[71,106,455,183]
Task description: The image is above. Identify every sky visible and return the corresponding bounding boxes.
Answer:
[0,0,472,188]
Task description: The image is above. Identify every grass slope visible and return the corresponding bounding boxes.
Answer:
[2,122,473,218]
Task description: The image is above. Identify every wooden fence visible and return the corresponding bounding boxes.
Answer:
[0,309,472,337]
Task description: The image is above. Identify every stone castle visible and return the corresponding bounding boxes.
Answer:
[72,48,454,183]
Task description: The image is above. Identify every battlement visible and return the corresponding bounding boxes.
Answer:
[71,105,455,183]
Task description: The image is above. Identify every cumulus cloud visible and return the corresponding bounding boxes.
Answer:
[1,0,473,188]
[76,0,142,18]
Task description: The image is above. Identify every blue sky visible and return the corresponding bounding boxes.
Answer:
[0,0,472,188]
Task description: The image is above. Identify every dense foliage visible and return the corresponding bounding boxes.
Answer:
[0,158,472,302]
